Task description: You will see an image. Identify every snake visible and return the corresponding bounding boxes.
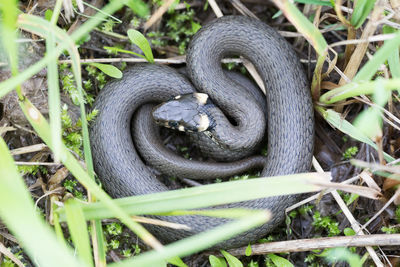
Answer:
[90,16,314,248]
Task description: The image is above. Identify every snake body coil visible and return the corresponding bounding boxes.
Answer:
[90,16,314,248]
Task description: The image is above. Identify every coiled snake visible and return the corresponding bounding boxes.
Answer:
[90,16,314,248]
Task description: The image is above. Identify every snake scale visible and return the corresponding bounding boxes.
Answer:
[90,16,314,248]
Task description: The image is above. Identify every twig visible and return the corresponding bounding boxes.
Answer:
[313,158,385,266]
[10,143,48,156]
[0,126,16,137]
[361,189,400,232]
[329,33,397,47]
[207,0,223,17]
[229,0,258,19]
[131,216,191,230]
[58,57,259,65]
[0,242,25,267]
[338,0,385,85]
[58,56,186,65]
[286,172,361,212]
[241,58,265,94]
[223,234,400,256]
[14,161,61,166]
[144,0,176,31]
[0,232,18,243]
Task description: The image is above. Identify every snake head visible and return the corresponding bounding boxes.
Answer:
[152,93,215,133]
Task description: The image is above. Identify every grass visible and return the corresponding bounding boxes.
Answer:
[0,0,399,266]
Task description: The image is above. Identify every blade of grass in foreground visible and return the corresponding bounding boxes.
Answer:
[18,97,163,250]
[353,29,400,82]
[319,78,400,104]
[18,11,109,265]
[0,0,130,98]
[65,199,94,267]
[383,26,400,95]
[57,172,328,221]
[111,210,270,267]
[271,0,328,99]
[0,137,85,267]
[46,25,62,162]
[272,0,327,55]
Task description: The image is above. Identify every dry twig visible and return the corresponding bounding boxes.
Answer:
[223,234,400,256]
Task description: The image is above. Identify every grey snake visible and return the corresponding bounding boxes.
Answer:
[90,16,314,248]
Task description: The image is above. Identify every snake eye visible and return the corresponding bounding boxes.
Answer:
[168,121,179,128]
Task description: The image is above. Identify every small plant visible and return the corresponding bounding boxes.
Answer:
[395,205,400,223]
[304,252,317,265]
[106,222,123,236]
[85,65,107,90]
[343,146,358,159]
[109,239,120,250]
[61,104,98,157]
[100,19,118,33]
[312,211,341,237]
[147,3,201,54]
[18,165,48,176]
[381,225,400,234]
[265,254,294,267]
[298,204,314,215]
[248,260,259,267]
[121,249,132,258]
[63,179,86,200]
[209,250,244,267]
[60,63,95,105]
[0,248,24,267]
[133,244,141,255]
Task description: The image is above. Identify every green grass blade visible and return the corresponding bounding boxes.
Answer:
[163,208,270,218]
[319,78,400,104]
[383,26,400,94]
[17,13,95,175]
[353,79,390,139]
[274,0,328,56]
[49,0,63,24]
[110,211,270,267]
[52,203,68,247]
[127,29,154,63]
[295,0,332,6]
[0,137,85,267]
[57,173,327,221]
[124,0,150,19]
[273,0,328,99]
[0,0,23,98]
[89,63,123,78]
[0,1,126,98]
[18,97,163,250]
[46,28,62,162]
[354,30,400,82]
[316,107,394,162]
[0,0,19,71]
[65,199,94,267]
[350,0,377,29]
[17,12,137,264]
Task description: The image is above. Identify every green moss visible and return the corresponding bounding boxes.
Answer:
[342,146,358,159]
[312,211,341,237]
[147,3,201,54]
